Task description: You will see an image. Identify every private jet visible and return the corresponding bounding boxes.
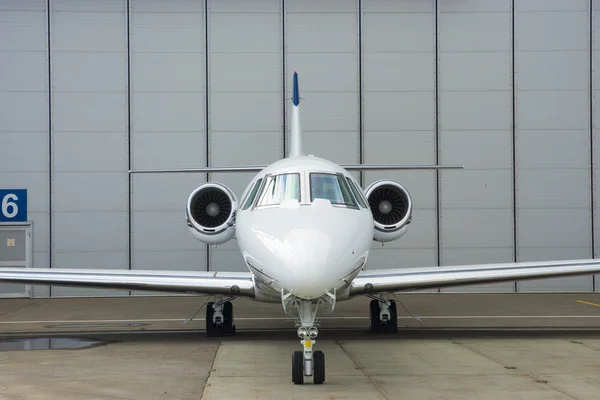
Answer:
[2,72,600,385]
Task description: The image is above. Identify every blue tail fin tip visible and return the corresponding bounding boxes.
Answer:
[292,72,300,107]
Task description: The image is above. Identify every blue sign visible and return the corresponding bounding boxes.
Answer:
[0,190,27,222]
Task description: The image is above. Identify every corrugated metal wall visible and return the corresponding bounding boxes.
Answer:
[437,1,514,292]
[515,1,592,291]
[129,1,207,297]
[50,1,129,296]
[0,0,598,296]
[362,1,437,277]
[1,1,51,297]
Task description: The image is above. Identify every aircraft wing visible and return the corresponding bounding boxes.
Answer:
[0,268,255,297]
[350,259,600,296]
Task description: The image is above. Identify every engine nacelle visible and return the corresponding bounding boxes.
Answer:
[186,183,238,245]
[364,180,412,243]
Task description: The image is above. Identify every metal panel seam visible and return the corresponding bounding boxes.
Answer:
[434,0,440,271]
[281,0,286,158]
[126,0,132,296]
[590,0,596,290]
[512,0,518,292]
[358,0,363,187]
[47,0,53,297]
[205,0,210,272]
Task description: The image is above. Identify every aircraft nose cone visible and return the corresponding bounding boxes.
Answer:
[243,205,373,300]
[284,230,335,298]
[252,220,343,299]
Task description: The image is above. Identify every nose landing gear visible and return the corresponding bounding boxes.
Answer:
[293,326,325,384]
[291,299,326,384]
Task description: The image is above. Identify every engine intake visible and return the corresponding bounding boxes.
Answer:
[364,180,412,243]
[186,183,238,245]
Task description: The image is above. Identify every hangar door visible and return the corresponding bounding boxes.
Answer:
[0,223,32,297]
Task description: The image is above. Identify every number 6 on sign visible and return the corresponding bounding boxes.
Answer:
[0,190,27,222]
[2,194,18,218]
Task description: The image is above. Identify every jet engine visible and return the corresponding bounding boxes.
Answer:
[186,183,238,245]
[364,180,412,243]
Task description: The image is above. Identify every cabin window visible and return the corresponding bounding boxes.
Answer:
[346,177,367,208]
[242,178,263,210]
[310,173,357,208]
[255,173,301,206]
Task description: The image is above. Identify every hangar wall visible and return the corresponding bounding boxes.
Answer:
[0,0,598,296]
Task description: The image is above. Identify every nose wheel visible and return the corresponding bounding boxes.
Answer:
[313,349,325,384]
[292,334,325,384]
[292,351,304,384]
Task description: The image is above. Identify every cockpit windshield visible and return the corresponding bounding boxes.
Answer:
[310,173,357,208]
[346,177,368,208]
[241,178,263,210]
[255,173,301,206]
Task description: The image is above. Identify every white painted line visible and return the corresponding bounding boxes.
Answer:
[413,316,600,319]
[0,315,600,325]
[0,319,187,324]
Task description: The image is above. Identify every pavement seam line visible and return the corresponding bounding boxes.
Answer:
[0,299,45,318]
[452,339,583,400]
[200,341,221,400]
[334,340,391,400]
[568,339,600,352]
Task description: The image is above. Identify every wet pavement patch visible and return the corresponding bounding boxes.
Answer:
[0,337,106,351]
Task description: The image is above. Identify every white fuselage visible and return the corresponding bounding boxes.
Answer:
[236,155,374,300]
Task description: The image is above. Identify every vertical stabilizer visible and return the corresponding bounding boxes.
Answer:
[289,72,303,157]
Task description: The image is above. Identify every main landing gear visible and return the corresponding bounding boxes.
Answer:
[369,296,398,334]
[291,300,325,384]
[205,296,236,337]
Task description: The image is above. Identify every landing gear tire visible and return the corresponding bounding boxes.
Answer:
[369,299,380,333]
[292,350,304,384]
[369,299,398,334]
[388,300,398,333]
[205,301,236,337]
[205,301,215,335]
[223,301,235,332]
[313,350,325,384]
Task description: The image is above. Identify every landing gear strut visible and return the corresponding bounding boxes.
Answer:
[291,300,325,384]
[205,296,236,337]
[369,297,398,334]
